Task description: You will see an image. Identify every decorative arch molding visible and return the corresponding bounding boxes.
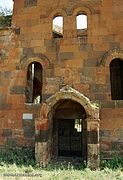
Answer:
[49,8,67,19]
[48,3,99,19]
[19,54,51,70]
[98,48,123,67]
[72,6,92,16]
[71,3,100,16]
[46,86,99,119]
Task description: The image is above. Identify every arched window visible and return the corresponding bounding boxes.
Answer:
[53,16,63,38]
[76,13,87,37]
[110,59,123,100]
[26,62,42,104]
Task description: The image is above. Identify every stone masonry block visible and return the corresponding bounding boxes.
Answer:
[80,44,92,51]
[3,129,12,137]
[100,130,111,139]
[59,52,74,61]
[84,58,97,67]
[23,119,35,138]
[112,141,123,151]
[6,138,17,146]
[35,130,49,142]
[95,93,106,101]
[10,86,25,94]
[101,101,115,108]
[88,131,98,144]
[90,84,110,93]
[0,94,11,110]
[24,0,37,7]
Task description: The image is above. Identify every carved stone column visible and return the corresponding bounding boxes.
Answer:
[86,118,100,169]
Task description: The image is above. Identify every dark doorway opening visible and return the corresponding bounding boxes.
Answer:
[58,119,86,157]
[53,99,87,161]
[110,58,123,100]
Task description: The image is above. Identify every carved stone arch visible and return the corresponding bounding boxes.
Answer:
[72,6,92,16]
[19,56,50,70]
[46,86,99,119]
[98,48,123,67]
[49,8,67,19]
[71,0,100,16]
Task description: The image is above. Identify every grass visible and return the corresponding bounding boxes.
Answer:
[0,163,123,180]
[0,148,123,179]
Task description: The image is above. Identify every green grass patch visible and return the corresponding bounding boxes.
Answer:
[0,147,36,166]
[0,148,123,179]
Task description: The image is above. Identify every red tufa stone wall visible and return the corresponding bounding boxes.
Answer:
[0,0,123,158]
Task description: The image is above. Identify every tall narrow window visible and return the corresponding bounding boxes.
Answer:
[76,14,87,30]
[53,16,63,38]
[76,13,87,37]
[110,59,123,100]
[26,62,42,104]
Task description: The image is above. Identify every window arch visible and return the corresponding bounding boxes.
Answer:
[52,16,63,38]
[26,62,42,104]
[76,13,87,37]
[110,58,123,100]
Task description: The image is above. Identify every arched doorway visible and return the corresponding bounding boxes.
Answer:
[52,99,87,161]
[35,86,100,169]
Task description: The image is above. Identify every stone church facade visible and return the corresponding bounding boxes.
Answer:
[0,0,123,168]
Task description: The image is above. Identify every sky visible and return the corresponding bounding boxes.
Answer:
[0,0,13,9]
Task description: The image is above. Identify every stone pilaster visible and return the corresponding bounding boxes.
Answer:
[86,118,100,169]
[35,103,50,167]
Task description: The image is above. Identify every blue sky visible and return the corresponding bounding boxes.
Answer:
[0,0,13,9]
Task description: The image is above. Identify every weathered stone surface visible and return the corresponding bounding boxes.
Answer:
[112,141,123,151]
[0,94,11,110]
[21,48,34,62]
[80,44,92,51]
[59,52,74,61]
[23,119,35,138]
[87,144,100,169]
[3,129,12,137]
[100,130,111,138]
[35,130,49,142]
[88,131,98,144]
[6,138,17,146]
[10,86,25,94]
[14,28,21,35]
[0,0,123,169]
[24,0,37,7]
